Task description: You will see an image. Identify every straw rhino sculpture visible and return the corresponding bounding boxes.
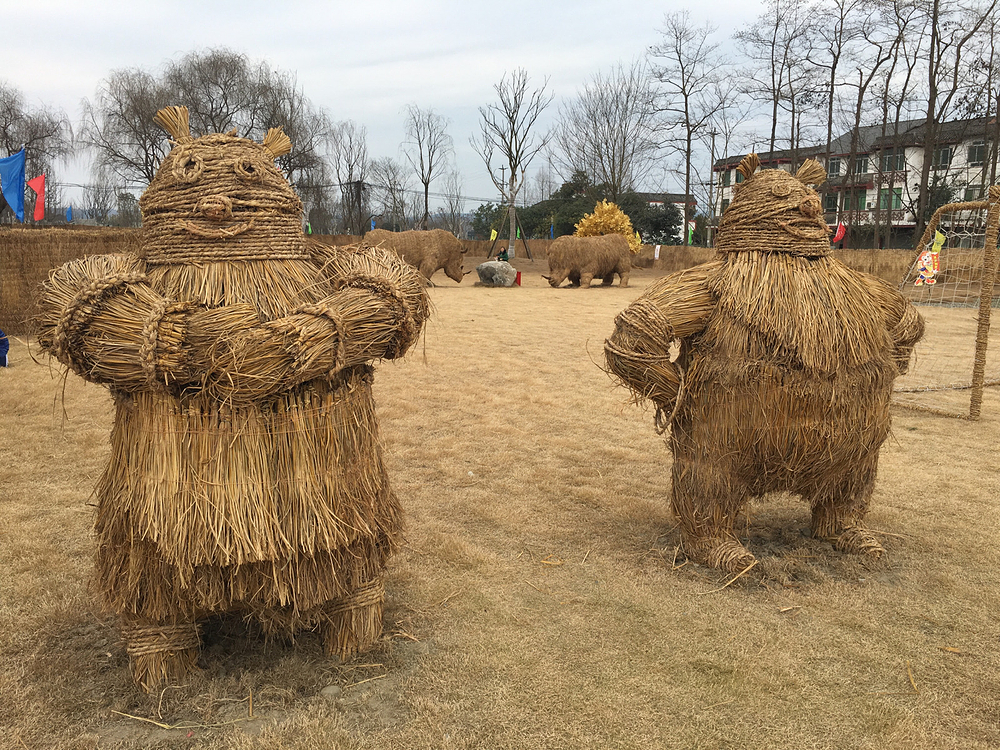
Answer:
[37,107,429,690]
[605,155,924,573]
[364,228,468,283]
[544,234,632,288]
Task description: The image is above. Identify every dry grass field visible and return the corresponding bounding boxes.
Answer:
[2,261,999,749]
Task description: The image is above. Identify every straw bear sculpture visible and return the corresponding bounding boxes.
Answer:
[605,154,924,573]
[37,106,429,690]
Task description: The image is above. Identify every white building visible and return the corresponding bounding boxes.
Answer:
[713,116,998,247]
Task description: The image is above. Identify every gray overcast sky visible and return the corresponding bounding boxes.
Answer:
[4,0,763,209]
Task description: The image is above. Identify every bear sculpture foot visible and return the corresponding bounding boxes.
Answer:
[826,526,885,559]
[684,537,757,574]
[123,621,201,692]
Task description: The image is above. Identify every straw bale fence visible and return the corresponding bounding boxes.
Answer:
[0,227,915,335]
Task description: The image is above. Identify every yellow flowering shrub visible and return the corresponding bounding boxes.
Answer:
[574,200,641,254]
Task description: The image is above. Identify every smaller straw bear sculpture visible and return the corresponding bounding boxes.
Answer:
[605,154,924,573]
[37,106,429,691]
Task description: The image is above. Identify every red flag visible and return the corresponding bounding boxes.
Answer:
[832,222,846,243]
[26,174,45,222]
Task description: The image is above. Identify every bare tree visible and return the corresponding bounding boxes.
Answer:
[552,60,661,201]
[83,168,117,225]
[434,170,466,237]
[79,68,174,185]
[471,69,553,255]
[735,0,813,154]
[329,119,371,235]
[913,0,998,242]
[807,0,869,164]
[80,48,333,193]
[370,156,413,231]
[651,12,727,247]
[402,105,453,230]
[0,80,71,216]
[870,0,924,248]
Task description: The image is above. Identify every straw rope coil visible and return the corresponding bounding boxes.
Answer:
[123,623,201,656]
[323,578,385,617]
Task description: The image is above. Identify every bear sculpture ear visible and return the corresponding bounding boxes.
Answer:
[795,159,827,186]
[262,127,293,159]
[154,106,193,143]
[736,153,760,182]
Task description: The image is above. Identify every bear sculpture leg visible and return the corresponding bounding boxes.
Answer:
[320,577,387,659]
[671,453,757,573]
[122,617,201,692]
[808,456,884,559]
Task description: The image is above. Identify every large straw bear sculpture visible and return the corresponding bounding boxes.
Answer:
[605,154,924,573]
[37,107,429,690]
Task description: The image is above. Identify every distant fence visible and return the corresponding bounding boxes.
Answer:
[1,227,142,335]
[0,227,915,335]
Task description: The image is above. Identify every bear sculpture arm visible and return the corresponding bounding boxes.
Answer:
[862,274,925,375]
[36,253,194,390]
[187,245,430,402]
[604,262,720,408]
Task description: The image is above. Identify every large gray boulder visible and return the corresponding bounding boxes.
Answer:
[476,260,518,287]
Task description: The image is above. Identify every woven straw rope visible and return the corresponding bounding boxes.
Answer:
[324,578,385,617]
[124,623,200,656]
[53,271,148,365]
[138,299,198,386]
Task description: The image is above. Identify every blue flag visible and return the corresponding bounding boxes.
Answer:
[66,205,73,222]
[0,148,26,222]
[370,217,376,231]
[549,224,554,239]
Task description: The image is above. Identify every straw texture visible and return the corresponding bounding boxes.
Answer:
[545,234,632,288]
[364,228,468,283]
[606,156,924,572]
[36,107,429,690]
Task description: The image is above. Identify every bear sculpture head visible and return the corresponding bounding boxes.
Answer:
[716,153,831,257]
[139,105,305,264]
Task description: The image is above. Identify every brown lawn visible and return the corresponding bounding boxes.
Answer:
[2,263,998,749]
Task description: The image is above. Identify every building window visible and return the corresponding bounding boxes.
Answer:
[721,198,730,211]
[852,155,868,174]
[844,188,867,211]
[827,157,841,177]
[878,187,902,210]
[722,170,730,187]
[823,192,838,212]
[932,145,952,169]
[964,184,984,201]
[880,148,905,172]
[967,141,985,167]
[735,171,745,184]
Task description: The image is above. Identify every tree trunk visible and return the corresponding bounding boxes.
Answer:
[422,182,430,230]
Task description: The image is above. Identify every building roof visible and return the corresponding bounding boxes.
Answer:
[712,116,989,169]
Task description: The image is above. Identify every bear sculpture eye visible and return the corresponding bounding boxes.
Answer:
[234,160,262,181]
[172,152,204,183]
[771,183,791,198]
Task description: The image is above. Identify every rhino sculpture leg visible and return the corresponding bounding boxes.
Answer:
[579,272,595,288]
[808,454,884,558]
[618,269,630,288]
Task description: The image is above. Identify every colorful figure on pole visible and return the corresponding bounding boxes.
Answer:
[914,232,944,286]
[38,107,429,690]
